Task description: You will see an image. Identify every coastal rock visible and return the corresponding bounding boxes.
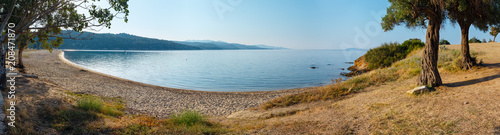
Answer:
[342,54,371,77]
[407,86,429,95]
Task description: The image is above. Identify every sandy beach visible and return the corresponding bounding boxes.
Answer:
[23,50,308,117]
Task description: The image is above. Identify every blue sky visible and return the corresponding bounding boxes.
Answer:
[93,0,494,49]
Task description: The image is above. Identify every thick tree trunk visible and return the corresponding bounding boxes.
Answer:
[418,19,442,87]
[0,44,6,90]
[18,46,25,69]
[460,24,475,69]
[494,35,497,42]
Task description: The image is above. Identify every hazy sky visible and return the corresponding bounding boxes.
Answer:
[92,0,493,49]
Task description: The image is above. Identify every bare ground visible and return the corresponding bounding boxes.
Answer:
[225,43,500,134]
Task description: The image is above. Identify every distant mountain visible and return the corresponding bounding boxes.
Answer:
[30,31,284,50]
[253,45,288,50]
[345,48,369,51]
[175,40,286,50]
[51,31,201,50]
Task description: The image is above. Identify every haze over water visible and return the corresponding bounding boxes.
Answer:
[63,50,365,92]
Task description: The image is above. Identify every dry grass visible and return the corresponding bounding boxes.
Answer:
[230,43,500,134]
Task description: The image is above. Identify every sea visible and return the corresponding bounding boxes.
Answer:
[63,49,366,92]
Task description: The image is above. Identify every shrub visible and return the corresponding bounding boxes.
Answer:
[365,39,424,69]
[401,38,425,54]
[365,42,406,69]
[169,110,206,126]
[77,97,104,112]
[439,39,450,45]
[469,37,481,43]
[482,38,487,43]
[52,109,97,131]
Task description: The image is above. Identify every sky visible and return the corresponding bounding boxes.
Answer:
[90,0,494,50]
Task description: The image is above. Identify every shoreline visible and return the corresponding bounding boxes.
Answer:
[24,50,309,117]
[58,50,309,93]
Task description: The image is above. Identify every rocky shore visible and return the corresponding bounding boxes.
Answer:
[23,50,308,118]
[342,54,371,77]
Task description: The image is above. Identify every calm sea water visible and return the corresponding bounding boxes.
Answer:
[63,50,365,92]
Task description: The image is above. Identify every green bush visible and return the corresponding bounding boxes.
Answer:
[439,39,450,45]
[401,38,425,54]
[365,39,424,69]
[469,37,481,43]
[169,110,206,126]
[77,97,104,112]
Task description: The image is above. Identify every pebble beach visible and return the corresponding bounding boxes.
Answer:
[23,50,308,117]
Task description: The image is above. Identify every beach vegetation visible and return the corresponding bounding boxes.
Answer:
[114,110,228,134]
[469,37,482,43]
[12,90,227,134]
[365,39,424,69]
[169,110,206,126]
[439,39,451,45]
[77,97,104,112]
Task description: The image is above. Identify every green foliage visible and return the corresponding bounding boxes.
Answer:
[469,37,482,43]
[491,26,499,42]
[365,39,424,69]
[169,110,206,127]
[446,0,499,32]
[365,42,407,69]
[77,97,104,112]
[1,0,130,51]
[401,38,425,54]
[439,39,451,45]
[52,109,97,131]
[381,0,431,31]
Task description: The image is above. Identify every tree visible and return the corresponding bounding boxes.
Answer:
[469,37,482,43]
[382,0,446,87]
[491,26,499,42]
[439,39,451,45]
[446,0,500,69]
[1,0,129,89]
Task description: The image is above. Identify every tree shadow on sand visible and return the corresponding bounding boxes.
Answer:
[494,126,500,135]
[445,63,500,87]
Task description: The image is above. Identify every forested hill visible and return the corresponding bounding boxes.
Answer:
[175,40,281,50]
[30,31,283,50]
[51,31,201,50]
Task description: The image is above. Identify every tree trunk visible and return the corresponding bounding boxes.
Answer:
[18,46,25,69]
[495,35,497,42]
[460,24,475,69]
[0,43,7,90]
[418,18,442,87]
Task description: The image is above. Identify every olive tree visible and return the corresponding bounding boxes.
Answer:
[0,0,129,89]
[382,0,446,87]
[446,0,500,69]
